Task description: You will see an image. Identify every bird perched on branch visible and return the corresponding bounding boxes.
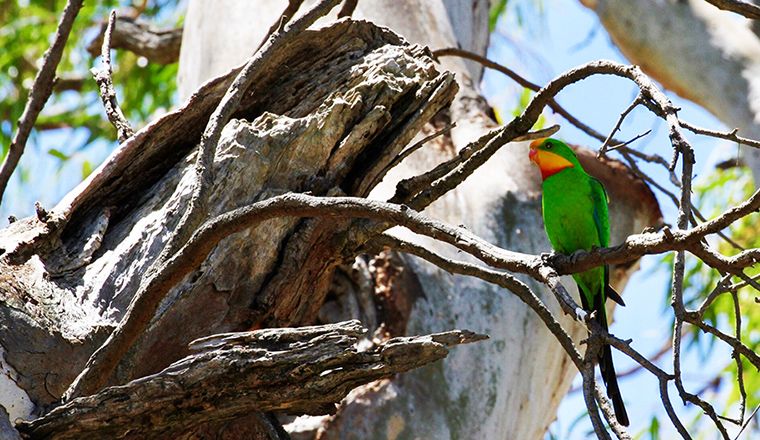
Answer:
[528,137,629,426]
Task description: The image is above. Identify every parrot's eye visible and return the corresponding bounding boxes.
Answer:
[545,142,553,149]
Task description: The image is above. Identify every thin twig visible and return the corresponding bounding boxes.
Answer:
[659,379,693,439]
[733,404,759,440]
[681,122,760,149]
[433,47,613,144]
[0,0,84,206]
[732,291,747,425]
[704,0,760,20]
[380,123,456,178]
[91,10,134,143]
[605,129,651,153]
[598,96,643,157]
[258,0,305,51]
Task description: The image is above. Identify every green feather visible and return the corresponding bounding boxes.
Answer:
[533,138,630,426]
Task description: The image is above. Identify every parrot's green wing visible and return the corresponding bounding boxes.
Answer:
[590,177,609,248]
[590,177,626,306]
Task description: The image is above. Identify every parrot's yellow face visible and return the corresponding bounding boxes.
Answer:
[529,138,575,180]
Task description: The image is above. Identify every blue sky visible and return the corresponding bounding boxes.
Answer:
[483,1,740,438]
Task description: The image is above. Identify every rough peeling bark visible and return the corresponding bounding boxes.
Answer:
[0,18,457,434]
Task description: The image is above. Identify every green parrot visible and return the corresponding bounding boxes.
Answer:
[528,137,629,427]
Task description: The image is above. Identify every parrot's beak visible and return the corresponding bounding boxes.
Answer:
[529,138,545,165]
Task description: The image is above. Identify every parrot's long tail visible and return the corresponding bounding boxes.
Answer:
[599,337,629,426]
[579,280,630,426]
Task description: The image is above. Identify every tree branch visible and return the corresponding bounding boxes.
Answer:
[21,321,486,439]
[86,16,182,65]
[433,47,612,144]
[0,0,84,206]
[705,0,760,20]
[91,10,134,143]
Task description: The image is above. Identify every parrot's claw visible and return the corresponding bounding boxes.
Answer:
[569,249,586,265]
[575,307,588,322]
[540,251,558,265]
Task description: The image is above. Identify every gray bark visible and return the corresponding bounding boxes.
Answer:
[178,1,661,438]
[0,17,458,437]
[17,321,485,439]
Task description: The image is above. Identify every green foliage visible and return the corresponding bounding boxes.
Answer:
[489,0,545,33]
[489,0,509,32]
[632,415,660,440]
[0,0,178,185]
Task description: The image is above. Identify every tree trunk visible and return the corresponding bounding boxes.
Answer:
[0,15,458,437]
[179,1,660,438]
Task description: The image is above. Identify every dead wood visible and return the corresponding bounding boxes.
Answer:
[87,16,183,65]
[0,18,456,410]
[17,321,486,439]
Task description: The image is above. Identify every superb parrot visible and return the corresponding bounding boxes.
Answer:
[528,137,630,427]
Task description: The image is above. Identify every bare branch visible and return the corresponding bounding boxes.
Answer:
[705,0,760,20]
[681,122,760,149]
[0,0,84,206]
[659,379,693,439]
[373,123,457,188]
[734,404,760,440]
[598,95,643,157]
[368,233,584,367]
[91,10,134,143]
[433,47,612,143]
[338,0,359,17]
[86,16,182,65]
[732,291,747,424]
[582,346,612,440]
[21,321,486,439]
[258,0,305,51]
[594,384,631,440]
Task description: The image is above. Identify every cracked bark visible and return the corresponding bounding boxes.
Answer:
[17,321,485,439]
[0,18,458,438]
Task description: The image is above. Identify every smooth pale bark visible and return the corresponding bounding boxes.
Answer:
[179,1,660,438]
[581,0,760,182]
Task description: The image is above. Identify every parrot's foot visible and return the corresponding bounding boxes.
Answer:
[540,251,558,265]
[574,307,588,322]
[569,249,587,265]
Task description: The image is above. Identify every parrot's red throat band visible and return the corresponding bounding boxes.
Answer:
[529,148,574,180]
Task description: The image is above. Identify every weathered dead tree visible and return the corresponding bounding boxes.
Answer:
[17,320,485,439]
[192,3,658,439]
[0,15,465,437]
